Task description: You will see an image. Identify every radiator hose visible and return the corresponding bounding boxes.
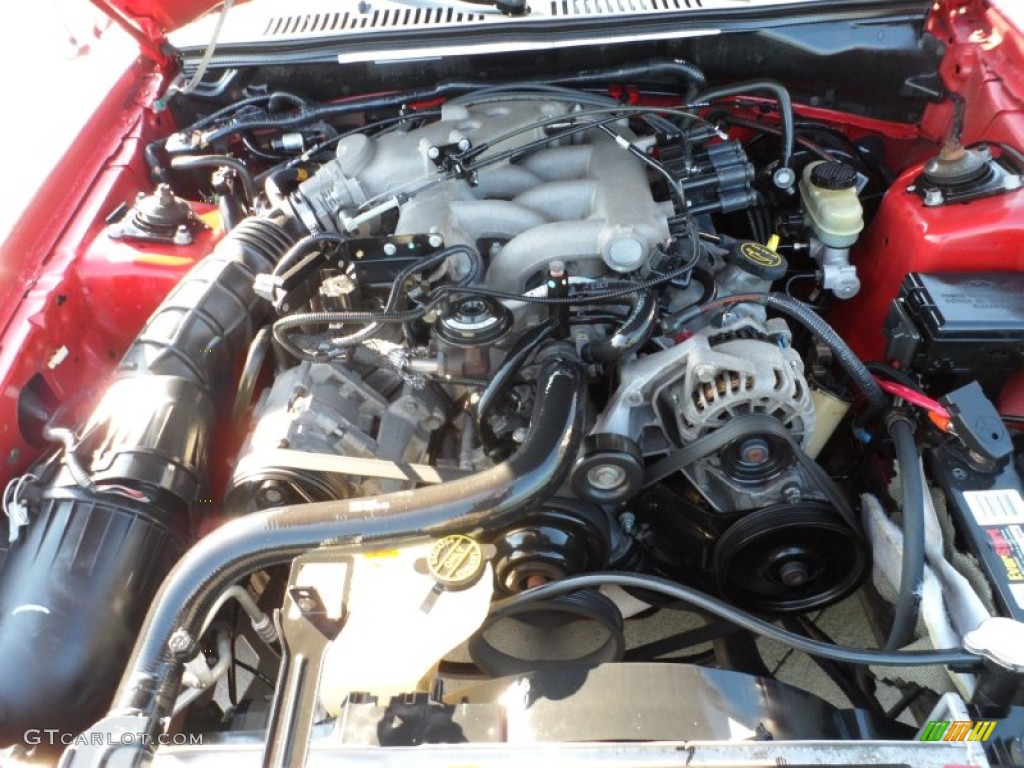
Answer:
[107,356,584,731]
[0,218,294,747]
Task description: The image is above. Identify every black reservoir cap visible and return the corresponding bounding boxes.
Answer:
[810,161,858,190]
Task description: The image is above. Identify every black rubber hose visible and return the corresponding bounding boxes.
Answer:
[199,61,704,146]
[144,141,171,184]
[474,319,560,455]
[198,83,509,145]
[112,357,585,720]
[489,573,981,668]
[169,155,258,203]
[264,166,305,206]
[865,361,922,393]
[582,289,657,364]
[669,292,888,416]
[781,615,884,714]
[184,91,310,134]
[550,58,706,101]
[272,244,483,360]
[216,187,247,232]
[697,80,795,177]
[884,412,926,651]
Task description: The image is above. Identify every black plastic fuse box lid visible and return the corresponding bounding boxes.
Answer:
[902,272,1024,338]
[884,272,1024,396]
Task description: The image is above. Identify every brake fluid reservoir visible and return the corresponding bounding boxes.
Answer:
[799,161,865,300]
[800,161,864,248]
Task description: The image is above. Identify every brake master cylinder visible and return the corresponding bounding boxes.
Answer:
[801,161,864,299]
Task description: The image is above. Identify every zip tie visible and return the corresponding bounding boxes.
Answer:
[2,474,37,543]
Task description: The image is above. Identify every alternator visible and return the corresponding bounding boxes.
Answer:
[592,316,814,454]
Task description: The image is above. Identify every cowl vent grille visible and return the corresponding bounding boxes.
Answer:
[263,7,486,38]
[550,0,703,14]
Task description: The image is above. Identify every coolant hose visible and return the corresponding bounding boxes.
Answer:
[475,319,561,455]
[112,356,585,721]
[669,292,888,416]
[884,412,926,650]
[581,289,657,364]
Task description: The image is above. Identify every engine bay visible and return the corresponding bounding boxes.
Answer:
[1,4,1024,764]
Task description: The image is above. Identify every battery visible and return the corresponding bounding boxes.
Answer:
[884,272,1024,397]
[926,445,1024,621]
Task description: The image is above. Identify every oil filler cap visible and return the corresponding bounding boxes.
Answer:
[730,240,788,281]
[428,534,485,591]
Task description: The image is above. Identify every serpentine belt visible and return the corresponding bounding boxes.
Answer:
[642,413,861,533]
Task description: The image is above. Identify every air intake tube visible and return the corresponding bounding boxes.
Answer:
[97,356,584,741]
[0,218,294,745]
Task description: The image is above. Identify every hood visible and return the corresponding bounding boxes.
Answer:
[102,0,222,36]
[95,0,227,58]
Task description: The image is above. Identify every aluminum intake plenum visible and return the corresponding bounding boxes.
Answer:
[292,100,670,290]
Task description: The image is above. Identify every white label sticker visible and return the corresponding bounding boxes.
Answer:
[1011,583,1024,610]
[963,489,1024,526]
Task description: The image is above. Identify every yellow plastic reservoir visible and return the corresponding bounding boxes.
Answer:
[800,161,864,248]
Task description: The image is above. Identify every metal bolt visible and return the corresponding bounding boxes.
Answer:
[512,427,529,443]
[261,484,284,504]
[618,512,636,535]
[693,363,717,383]
[428,234,444,248]
[382,242,398,256]
[773,166,796,189]
[168,628,194,656]
[923,188,944,207]
[427,146,441,160]
[173,224,192,246]
[626,391,644,406]
[548,260,566,278]
[296,596,317,612]
[456,138,471,151]
[952,467,968,481]
[1004,174,1022,191]
[587,464,627,490]
[782,484,802,503]
[779,561,810,587]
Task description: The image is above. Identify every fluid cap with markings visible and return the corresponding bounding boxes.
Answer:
[729,240,788,281]
[427,534,486,590]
